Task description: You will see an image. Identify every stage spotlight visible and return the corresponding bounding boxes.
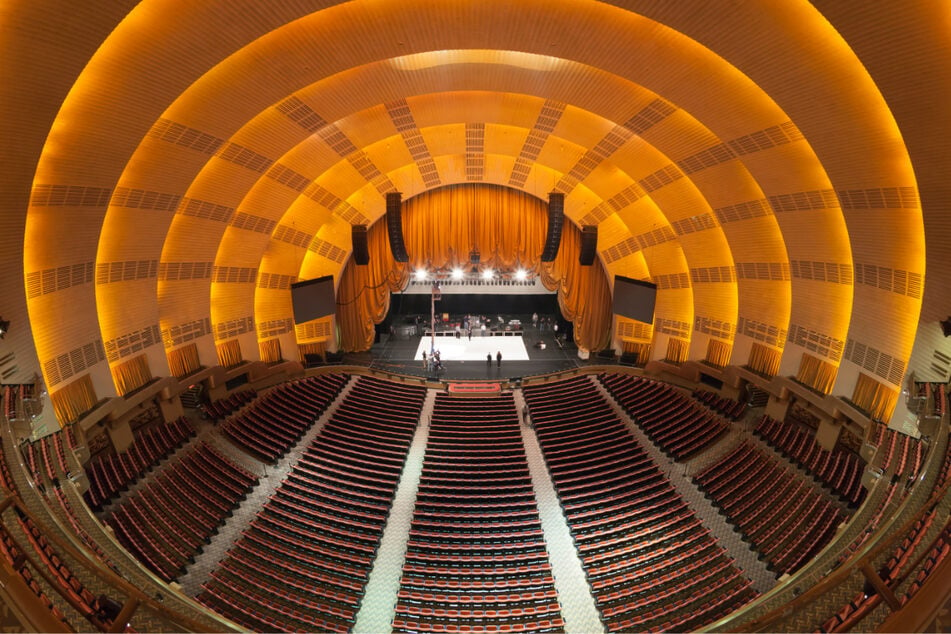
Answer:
[481,268,494,280]
[414,268,428,281]
[451,268,464,280]
[515,268,527,281]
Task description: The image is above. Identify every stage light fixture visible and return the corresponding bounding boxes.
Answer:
[481,268,494,280]
[515,268,527,281]
[414,268,428,281]
[451,268,464,280]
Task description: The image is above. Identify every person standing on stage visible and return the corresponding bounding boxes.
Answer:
[532,312,538,328]
[422,350,427,369]
[496,350,502,367]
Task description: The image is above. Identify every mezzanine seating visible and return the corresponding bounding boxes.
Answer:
[523,375,756,632]
[392,393,564,634]
[693,389,747,421]
[219,373,348,462]
[755,415,865,505]
[106,441,257,582]
[599,373,729,460]
[83,416,194,510]
[202,388,256,420]
[198,375,426,633]
[694,440,846,575]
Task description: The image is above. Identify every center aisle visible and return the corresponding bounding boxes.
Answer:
[514,390,606,634]
[352,390,435,633]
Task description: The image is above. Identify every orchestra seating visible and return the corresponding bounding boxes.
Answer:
[523,375,756,632]
[219,373,348,462]
[392,393,564,634]
[202,388,256,420]
[83,416,194,510]
[692,389,747,421]
[694,440,846,575]
[754,415,866,505]
[598,373,729,460]
[106,441,258,582]
[197,376,426,633]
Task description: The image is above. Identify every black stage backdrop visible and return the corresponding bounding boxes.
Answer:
[388,292,559,317]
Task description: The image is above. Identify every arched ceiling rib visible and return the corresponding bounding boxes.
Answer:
[22,0,921,402]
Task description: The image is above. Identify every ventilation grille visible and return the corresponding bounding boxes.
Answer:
[837,187,919,210]
[636,225,676,250]
[273,224,311,249]
[303,182,369,225]
[853,263,923,299]
[309,238,348,263]
[104,324,161,363]
[671,214,717,236]
[690,266,735,284]
[276,96,328,133]
[714,199,772,224]
[930,350,950,380]
[768,189,840,213]
[616,320,653,340]
[110,187,181,212]
[580,183,646,225]
[556,127,631,193]
[677,121,805,174]
[212,266,257,284]
[257,272,297,290]
[602,237,640,264]
[26,262,95,298]
[266,163,310,192]
[318,124,359,157]
[844,339,906,385]
[638,164,683,193]
[654,318,691,339]
[162,317,212,348]
[148,118,224,155]
[96,260,158,285]
[296,319,333,340]
[651,272,691,290]
[788,323,844,362]
[348,151,395,195]
[30,185,112,207]
[790,261,853,284]
[177,197,235,223]
[466,123,485,182]
[258,317,295,338]
[158,261,213,281]
[509,100,565,187]
[737,316,787,348]
[214,316,254,340]
[735,262,790,281]
[695,316,735,340]
[622,98,676,135]
[43,340,105,387]
[216,142,273,173]
[230,212,276,235]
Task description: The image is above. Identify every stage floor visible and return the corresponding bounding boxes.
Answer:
[415,335,530,361]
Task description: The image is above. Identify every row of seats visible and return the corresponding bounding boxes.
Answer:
[198,375,427,633]
[201,388,256,420]
[393,393,564,634]
[219,373,348,462]
[599,373,728,460]
[692,389,747,421]
[694,440,846,575]
[24,431,72,487]
[523,375,756,632]
[900,519,951,605]
[83,416,194,510]
[107,441,257,582]
[873,425,924,479]
[755,415,865,505]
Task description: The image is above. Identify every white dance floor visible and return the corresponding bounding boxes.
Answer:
[414,335,530,361]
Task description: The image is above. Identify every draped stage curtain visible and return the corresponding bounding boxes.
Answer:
[796,352,838,394]
[336,184,613,352]
[852,372,900,421]
[747,342,781,377]
[259,338,282,364]
[50,374,97,424]
[215,339,243,368]
[705,339,732,368]
[665,338,688,364]
[167,342,200,378]
[111,354,152,396]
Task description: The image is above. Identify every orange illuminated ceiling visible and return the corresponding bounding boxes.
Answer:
[22,0,922,402]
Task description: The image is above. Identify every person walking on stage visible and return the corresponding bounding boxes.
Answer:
[496,350,502,367]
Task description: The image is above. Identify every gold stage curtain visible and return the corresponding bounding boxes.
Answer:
[622,341,652,365]
[298,341,326,362]
[747,342,781,377]
[259,338,282,364]
[50,374,97,424]
[338,183,612,352]
[666,338,688,364]
[796,352,838,394]
[852,372,900,421]
[705,339,732,368]
[215,339,242,368]
[167,343,200,378]
[111,354,152,396]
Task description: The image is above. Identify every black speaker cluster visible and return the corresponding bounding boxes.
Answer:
[541,192,564,262]
[386,192,409,262]
[579,225,598,266]
[351,225,369,265]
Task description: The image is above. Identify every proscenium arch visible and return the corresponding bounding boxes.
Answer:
[23,0,920,414]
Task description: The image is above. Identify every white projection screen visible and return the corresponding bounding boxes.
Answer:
[290,275,336,323]
[613,275,657,324]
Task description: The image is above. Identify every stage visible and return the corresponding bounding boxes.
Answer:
[363,314,590,381]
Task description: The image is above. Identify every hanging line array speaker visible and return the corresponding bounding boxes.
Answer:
[541,192,564,262]
[386,192,408,262]
[579,225,598,265]
[351,224,369,265]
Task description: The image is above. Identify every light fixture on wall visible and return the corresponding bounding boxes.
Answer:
[940,317,951,337]
[0,318,9,339]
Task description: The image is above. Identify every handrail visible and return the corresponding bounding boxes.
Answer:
[0,486,238,633]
